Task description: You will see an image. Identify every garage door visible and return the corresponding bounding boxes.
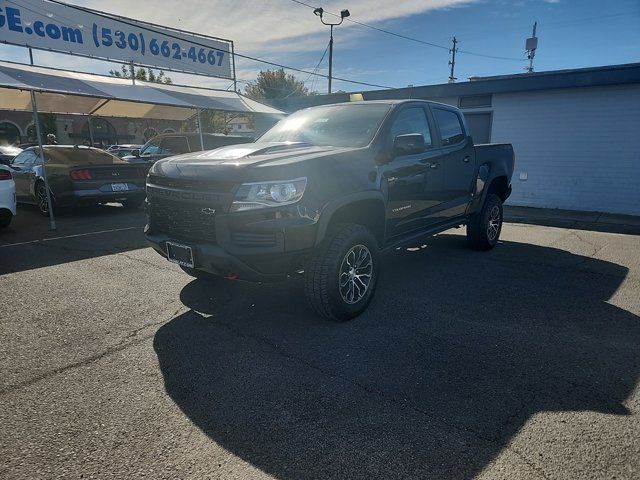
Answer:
[490,85,640,216]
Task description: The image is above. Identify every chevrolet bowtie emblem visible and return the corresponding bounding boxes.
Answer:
[201,207,216,215]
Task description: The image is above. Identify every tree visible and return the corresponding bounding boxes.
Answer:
[27,113,57,143]
[109,65,173,84]
[244,69,309,100]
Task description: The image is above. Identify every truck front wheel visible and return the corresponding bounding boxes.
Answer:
[466,193,503,250]
[305,223,380,321]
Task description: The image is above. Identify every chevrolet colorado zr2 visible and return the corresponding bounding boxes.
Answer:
[145,100,514,321]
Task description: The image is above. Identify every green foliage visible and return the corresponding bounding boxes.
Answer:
[244,69,309,100]
[26,113,57,143]
[109,65,173,84]
[198,112,254,135]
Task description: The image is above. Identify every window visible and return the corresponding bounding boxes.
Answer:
[458,95,492,109]
[259,104,391,148]
[12,150,35,165]
[161,137,190,154]
[390,107,432,147]
[0,121,21,145]
[434,109,465,145]
[140,140,164,156]
[143,128,158,141]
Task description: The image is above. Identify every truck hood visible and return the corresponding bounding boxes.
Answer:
[150,142,357,179]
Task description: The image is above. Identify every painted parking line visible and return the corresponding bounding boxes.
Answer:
[0,226,141,248]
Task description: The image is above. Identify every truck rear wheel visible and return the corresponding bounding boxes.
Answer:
[305,223,380,321]
[466,193,503,250]
[0,209,12,228]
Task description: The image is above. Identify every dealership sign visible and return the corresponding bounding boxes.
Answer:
[0,0,233,79]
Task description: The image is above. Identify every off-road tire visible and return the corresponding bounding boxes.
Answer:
[305,223,380,321]
[466,193,503,250]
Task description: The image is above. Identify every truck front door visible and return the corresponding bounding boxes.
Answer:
[383,105,445,238]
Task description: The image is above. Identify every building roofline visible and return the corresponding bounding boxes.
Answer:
[272,62,640,112]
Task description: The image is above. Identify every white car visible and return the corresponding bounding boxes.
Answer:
[0,165,16,228]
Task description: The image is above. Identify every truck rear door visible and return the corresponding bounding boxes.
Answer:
[430,107,476,218]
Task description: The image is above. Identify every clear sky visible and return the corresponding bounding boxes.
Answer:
[1,0,639,93]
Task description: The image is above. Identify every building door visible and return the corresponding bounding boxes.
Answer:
[464,112,492,144]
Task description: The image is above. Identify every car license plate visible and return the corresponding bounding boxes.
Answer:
[166,242,194,268]
[111,183,129,192]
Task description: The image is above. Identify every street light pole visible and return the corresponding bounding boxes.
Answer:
[328,24,334,94]
[313,7,350,95]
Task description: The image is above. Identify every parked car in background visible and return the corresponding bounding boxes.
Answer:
[146,100,514,320]
[123,132,253,164]
[0,145,22,165]
[106,145,143,159]
[11,146,147,215]
[0,165,16,228]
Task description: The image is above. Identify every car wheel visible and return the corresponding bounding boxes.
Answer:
[305,223,380,321]
[180,265,219,280]
[35,181,52,216]
[0,209,12,228]
[122,198,144,209]
[466,193,503,250]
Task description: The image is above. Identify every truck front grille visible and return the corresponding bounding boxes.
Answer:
[149,198,216,243]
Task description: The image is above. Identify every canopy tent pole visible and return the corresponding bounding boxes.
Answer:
[87,115,95,147]
[197,109,205,150]
[30,90,56,231]
[231,42,237,92]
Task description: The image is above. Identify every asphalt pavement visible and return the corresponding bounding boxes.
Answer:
[1,204,639,479]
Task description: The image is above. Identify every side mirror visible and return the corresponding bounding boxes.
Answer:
[393,134,425,156]
[131,149,140,157]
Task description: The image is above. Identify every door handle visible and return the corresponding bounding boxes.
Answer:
[463,156,471,163]
[430,162,439,169]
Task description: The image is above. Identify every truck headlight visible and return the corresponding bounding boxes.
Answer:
[231,177,307,212]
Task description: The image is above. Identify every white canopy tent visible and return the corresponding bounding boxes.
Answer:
[0,60,283,119]
[0,60,284,229]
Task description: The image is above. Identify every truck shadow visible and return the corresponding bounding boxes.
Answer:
[154,235,639,479]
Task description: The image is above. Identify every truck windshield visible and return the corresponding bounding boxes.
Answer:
[259,104,391,148]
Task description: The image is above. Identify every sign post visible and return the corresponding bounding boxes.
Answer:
[197,109,205,150]
[30,90,56,230]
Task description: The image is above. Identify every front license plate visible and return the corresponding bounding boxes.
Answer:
[166,242,194,268]
[111,183,129,192]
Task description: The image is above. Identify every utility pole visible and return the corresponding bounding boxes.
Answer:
[525,22,538,73]
[448,36,458,83]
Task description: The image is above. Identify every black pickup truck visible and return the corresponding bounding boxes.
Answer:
[145,100,514,320]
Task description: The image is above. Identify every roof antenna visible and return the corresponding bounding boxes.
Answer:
[525,22,538,73]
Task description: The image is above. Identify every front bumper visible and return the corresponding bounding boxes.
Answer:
[145,204,320,282]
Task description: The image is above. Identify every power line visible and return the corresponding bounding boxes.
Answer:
[40,0,396,89]
[287,0,525,61]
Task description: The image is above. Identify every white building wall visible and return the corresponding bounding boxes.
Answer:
[490,84,640,215]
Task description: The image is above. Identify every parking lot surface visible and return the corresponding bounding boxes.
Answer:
[1,205,639,479]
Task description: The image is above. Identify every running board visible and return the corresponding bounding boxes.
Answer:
[382,217,467,252]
